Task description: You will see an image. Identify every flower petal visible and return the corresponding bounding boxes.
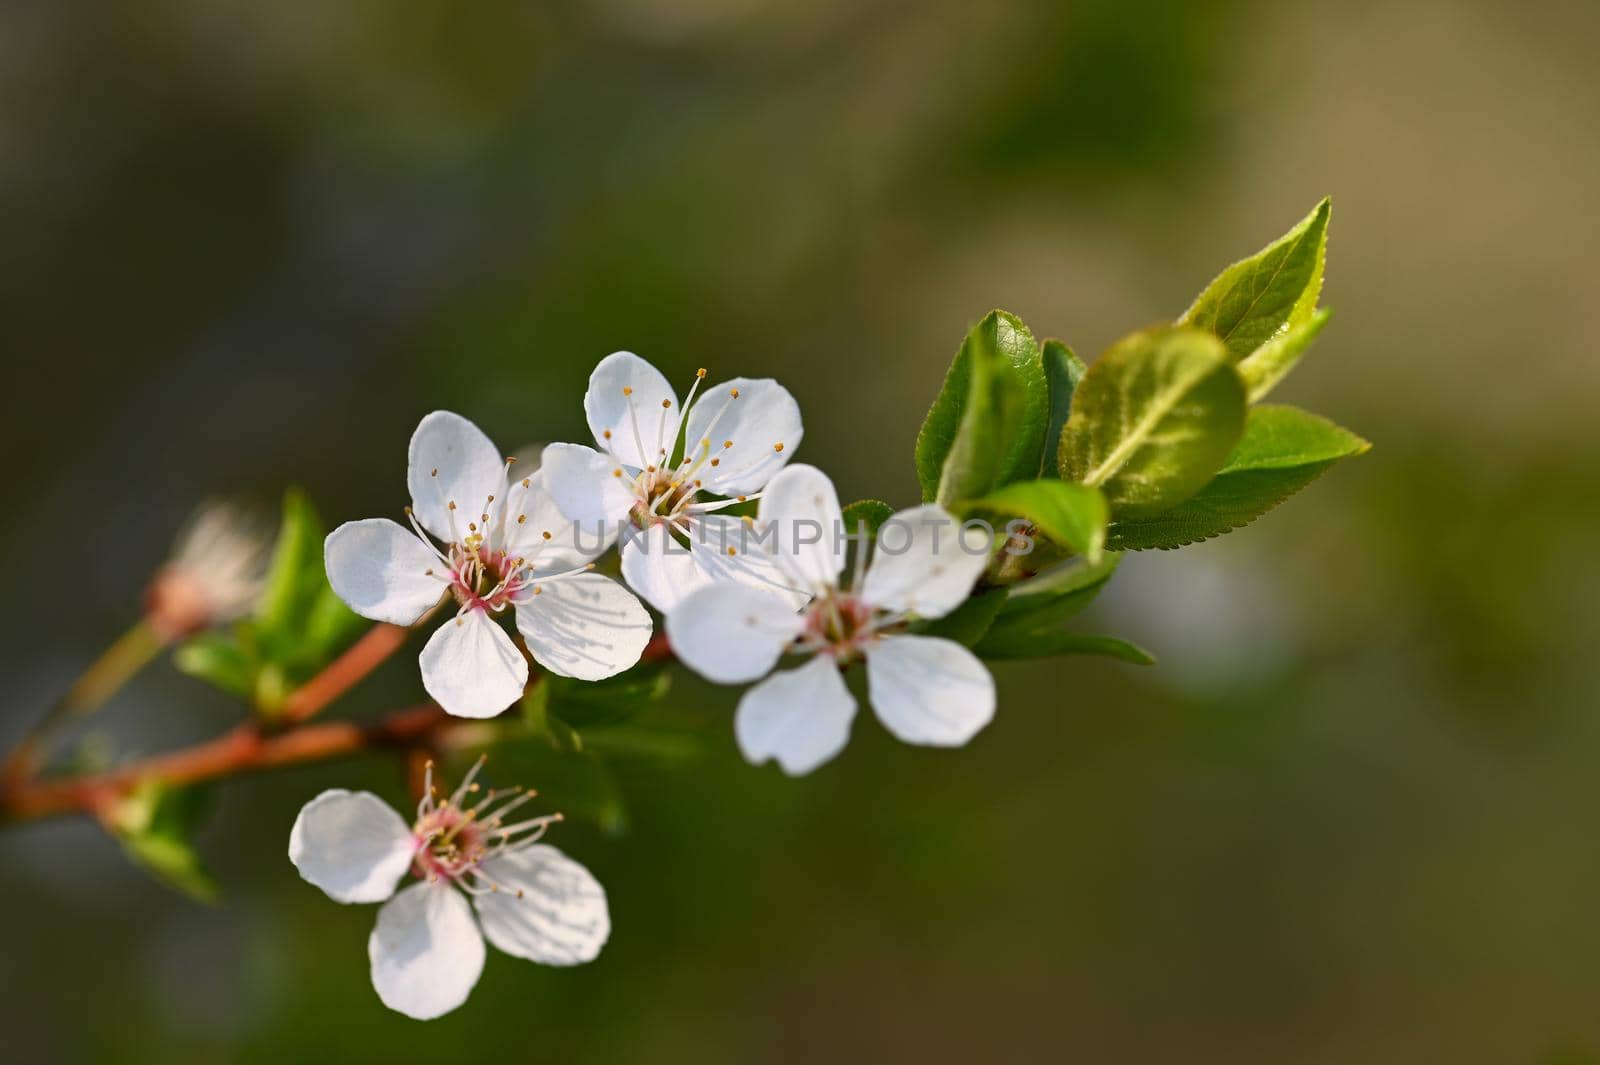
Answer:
[540,442,636,529]
[473,844,610,966]
[584,351,681,469]
[368,881,485,1020]
[667,582,803,684]
[514,572,651,681]
[419,608,528,718]
[288,789,415,904]
[407,411,508,542]
[682,377,803,496]
[324,519,446,626]
[865,634,995,746]
[686,515,813,610]
[735,654,857,775]
[755,463,846,593]
[619,523,712,613]
[501,469,616,572]
[860,504,990,618]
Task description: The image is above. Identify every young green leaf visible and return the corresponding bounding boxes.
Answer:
[1039,340,1087,477]
[254,488,326,658]
[108,779,220,903]
[1058,326,1246,519]
[1180,198,1330,362]
[979,554,1120,656]
[840,499,895,539]
[1106,404,1370,550]
[912,587,1009,647]
[173,631,257,700]
[1238,307,1331,402]
[966,479,1108,562]
[984,631,1154,664]
[915,311,1047,505]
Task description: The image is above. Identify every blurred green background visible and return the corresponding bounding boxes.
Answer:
[3,1,1598,1061]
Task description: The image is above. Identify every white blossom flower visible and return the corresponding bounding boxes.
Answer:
[666,464,996,776]
[145,500,272,640]
[541,351,806,613]
[324,411,652,719]
[288,759,609,1020]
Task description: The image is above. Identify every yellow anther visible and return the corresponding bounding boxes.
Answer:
[612,468,623,477]
[661,398,671,409]
[623,386,633,396]
[532,585,542,595]
[726,547,737,556]
[730,388,740,398]
[522,478,530,488]
[517,515,527,524]
[486,494,495,503]
[430,467,439,477]
[773,442,784,452]
[448,501,457,510]
[603,429,612,439]
[710,458,721,467]
[723,440,733,449]
[696,367,707,377]
[738,495,747,502]
[541,530,552,540]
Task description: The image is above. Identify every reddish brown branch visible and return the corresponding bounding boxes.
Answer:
[0,704,451,825]
[278,622,412,725]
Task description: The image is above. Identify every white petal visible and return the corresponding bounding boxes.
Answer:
[584,351,681,470]
[514,572,652,681]
[368,881,485,1020]
[735,654,857,776]
[686,515,813,610]
[682,377,803,496]
[419,608,528,719]
[860,504,991,618]
[540,442,636,529]
[755,463,846,593]
[501,469,616,572]
[324,519,446,626]
[473,844,610,966]
[865,634,995,747]
[407,411,508,542]
[667,582,803,684]
[288,789,415,904]
[619,523,713,613]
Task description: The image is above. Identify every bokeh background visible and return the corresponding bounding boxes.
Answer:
[3,1,1598,1061]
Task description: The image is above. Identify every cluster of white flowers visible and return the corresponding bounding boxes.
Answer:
[300,350,998,1017]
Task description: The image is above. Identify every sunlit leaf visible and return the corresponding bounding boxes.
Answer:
[1106,404,1370,550]
[915,310,1047,505]
[1180,198,1330,362]
[1059,326,1246,518]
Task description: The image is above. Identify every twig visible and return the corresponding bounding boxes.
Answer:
[0,704,452,825]
[277,622,413,725]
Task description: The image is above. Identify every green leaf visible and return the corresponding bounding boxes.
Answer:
[545,660,672,731]
[915,311,1047,505]
[1180,198,1330,362]
[108,779,219,903]
[966,479,1107,562]
[840,499,895,540]
[254,488,327,659]
[1106,404,1370,550]
[172,630,257,700]
[1039,340,1087,477]
[912,587,1009,647]
[1238,307,1331,402]
[1058,326,1246,519]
